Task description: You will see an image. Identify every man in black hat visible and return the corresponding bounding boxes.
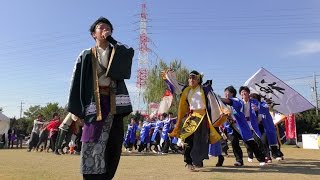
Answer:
[68,17,134,180]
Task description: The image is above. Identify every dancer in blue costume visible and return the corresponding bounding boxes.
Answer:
[150,115,164,153]
[159,112,172,153]
[221,86,266,166]
[250,93,283,162]
[238,86,267,163]
[138,117,155,152]
[124,118,138,152]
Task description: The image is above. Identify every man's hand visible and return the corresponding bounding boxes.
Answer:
[227,116,235,124]
[252,104,259,112]
[160,69,172,80]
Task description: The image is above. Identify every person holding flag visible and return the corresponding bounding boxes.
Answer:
[250,93,283,162]
[269,103,286,160]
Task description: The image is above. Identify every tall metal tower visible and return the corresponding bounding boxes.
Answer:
[136,2,149,113]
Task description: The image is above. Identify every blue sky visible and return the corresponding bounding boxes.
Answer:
[1,0,320,118]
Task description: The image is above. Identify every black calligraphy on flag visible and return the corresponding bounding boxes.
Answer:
[254,79,285,107]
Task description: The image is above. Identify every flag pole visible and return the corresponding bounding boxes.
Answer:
[293,113,299,148]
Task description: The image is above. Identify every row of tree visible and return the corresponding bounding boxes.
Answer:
[296,110,320,134]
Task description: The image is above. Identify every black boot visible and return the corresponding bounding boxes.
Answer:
[59,149,65,154]
[246,140,265,163]
[271,145,282,159]
[54,149,61,155]
[194,161,203,168]
[216,155,224,167]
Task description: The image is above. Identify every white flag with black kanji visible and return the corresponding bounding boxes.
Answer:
[244,67,314,115]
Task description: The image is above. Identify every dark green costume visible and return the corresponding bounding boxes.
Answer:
[67,43,134,176]
[68,44,134,124]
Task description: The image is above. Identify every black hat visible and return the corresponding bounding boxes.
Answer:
[52,112,59,118]
[89,17,113,33]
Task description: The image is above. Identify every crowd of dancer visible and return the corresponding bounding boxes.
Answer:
[14,17,288,178]
[157,69,286,171]
[123,112,183,155]
[22,72,286,174]
[25,72,287,173]
[123,101,285,168]
[26,112,83,155]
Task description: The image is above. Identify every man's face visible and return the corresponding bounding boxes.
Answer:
[188,75,199,87]
[54,115,60,120]
[224,90,233,98]
[92,22,112,41]
[240,90,249,101]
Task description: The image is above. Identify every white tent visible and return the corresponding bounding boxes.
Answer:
[0,112,10,147]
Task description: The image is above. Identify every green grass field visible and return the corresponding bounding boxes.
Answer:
[0,146,320,180]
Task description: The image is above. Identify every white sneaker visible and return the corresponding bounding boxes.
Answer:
[276,157,282,161]
[247,158,253,163]
[265,157,272,163]
[259,162,266,166]
[234,161,243,166]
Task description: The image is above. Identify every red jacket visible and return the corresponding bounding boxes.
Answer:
[46,119,61,137]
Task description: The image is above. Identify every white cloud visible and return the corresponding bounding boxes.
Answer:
[289,40,320,55]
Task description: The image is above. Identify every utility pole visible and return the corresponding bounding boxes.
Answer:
[19,101,24,118]
[313,73,319,115]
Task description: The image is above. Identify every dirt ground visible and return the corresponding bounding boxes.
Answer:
[0,146,319,180]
